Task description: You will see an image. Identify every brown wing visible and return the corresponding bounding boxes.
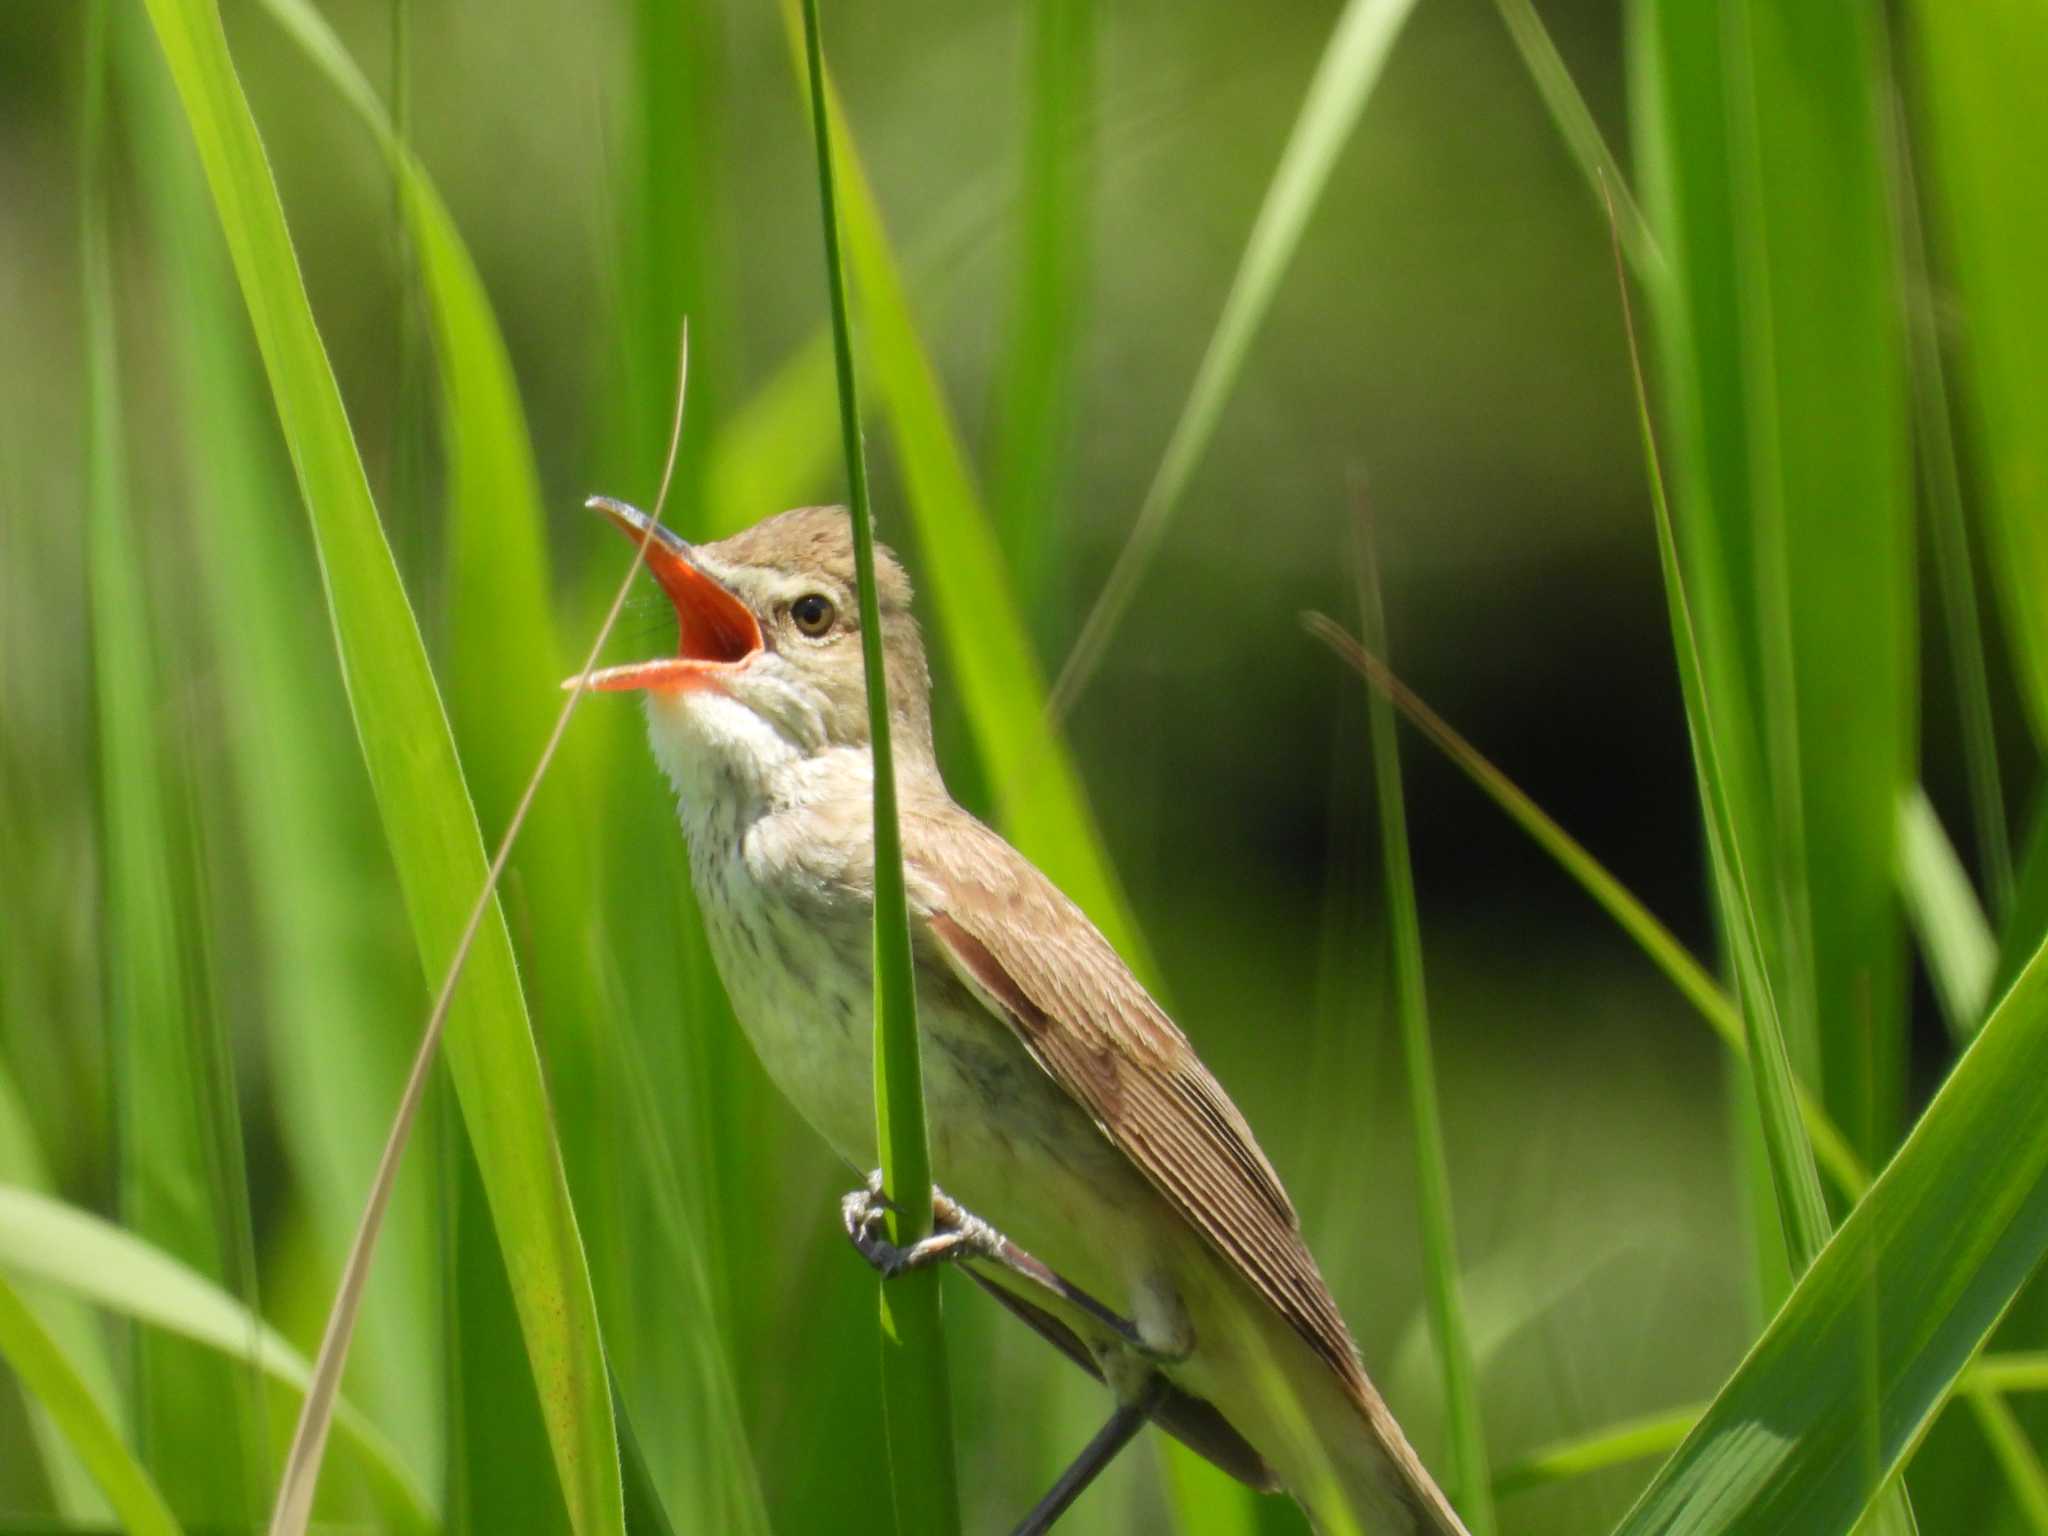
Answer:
[904,805,1371,1404]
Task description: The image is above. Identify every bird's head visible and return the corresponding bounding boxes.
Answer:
[583,499,935,797]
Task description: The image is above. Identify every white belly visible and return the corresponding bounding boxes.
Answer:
[686,824,1165,1319]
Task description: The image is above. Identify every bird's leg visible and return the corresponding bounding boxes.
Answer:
[839,1173,1183,1364]
[1010,1372,1170,1536]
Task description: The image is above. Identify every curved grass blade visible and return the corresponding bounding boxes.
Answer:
[131,1,623,1530]
[1301,613,1870,1201]
[0,1186,434,1533]
[1898,789,1996,1039]
[1608,924,2048,1534]
[1051,0,1422,720]
[1353,518,1493,1532]
[797,1,960,1527]
[0,1269,179,1536]
[1493,1406,1701,1502]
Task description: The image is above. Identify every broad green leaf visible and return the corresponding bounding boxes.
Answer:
[132,2,622,1531]
[0,1267,179,1536]
[0,1185,433,1533]
[1609,929,2048,1534]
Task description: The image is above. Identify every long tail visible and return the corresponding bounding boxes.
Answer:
[1302,1384,1471,1536]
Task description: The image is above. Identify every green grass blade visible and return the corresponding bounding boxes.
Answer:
[119,8,445,1474]
[1898,788,1997,1039]
[0,1187,433,1532]
[1632,0,1913,1171]
[1301,614,1870,1201]
[1487,0,1657,280]
[1907,0,2048,756]
[1492,1405,1701,1501]
[1897,129,2013,919]
[990,0,1093,605]
[1608,926,2048,1534]
[1611,157,1834,1275]
[777,13,1155,982]
[0,1066,116,1522]
[82,8,263,1519]
[1354,527,1493,1532]
[0,1271,179,1536]
[1050,0,1421,719]
[797,2,960,1530]
[131,2,622,1531]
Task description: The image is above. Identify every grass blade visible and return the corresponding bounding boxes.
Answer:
[1300,614,1870,1201]
[1906,0,2048,756]
[1353,518,1493,1532]
[131,1,623,1529]
[0,1270,179,1536]
[82,6,262,1519]
[1898,788,1997,1039]
[796,2,961,1531]
[1050,0,1420,719]
[1487,0,1658,280]
[0,1187,434,1533]
[1492,1405,1702,1501]
[1608,923,2048,1534]
[776,9,1154,979]
[990,0,1093,605]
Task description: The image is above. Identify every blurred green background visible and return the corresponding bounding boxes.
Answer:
[3,0,2042,1532]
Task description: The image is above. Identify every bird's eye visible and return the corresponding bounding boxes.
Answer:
[790,593,836,637]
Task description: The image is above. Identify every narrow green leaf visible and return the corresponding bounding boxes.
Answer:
[775,9,1155,982]
[82,6,262,1517]
[0,1186,432,1532]
[1302,613,1872,1202]
[1609,925,2048,1534]
[796,3,960,1532]
[131,2,621,1530]
[1051,0,1421,718]
[1907,0,2048,755]
[990,0,1093,606]
[1353,526,1493,1532]
[0,1271,179,1536]
[120,5,444,1471]
[1898,788,1997,1039]
[1487,0,1658,280]
[1493,1406,1702,1500]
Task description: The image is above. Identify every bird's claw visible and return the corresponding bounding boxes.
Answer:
[841,1173,1004,1279]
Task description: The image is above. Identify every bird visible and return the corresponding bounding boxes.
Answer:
[583,496,1470,1536]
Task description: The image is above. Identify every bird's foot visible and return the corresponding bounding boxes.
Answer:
[840,1174,1006,1279]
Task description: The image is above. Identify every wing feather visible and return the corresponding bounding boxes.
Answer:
[906,807,1369,1402]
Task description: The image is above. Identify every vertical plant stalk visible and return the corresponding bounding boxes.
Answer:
[796,2,961,1532]
[1351,514,1494,1533]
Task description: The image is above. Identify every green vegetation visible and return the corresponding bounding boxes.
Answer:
[3,1,2046,1532]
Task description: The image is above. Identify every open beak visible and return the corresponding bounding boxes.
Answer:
[574,496,763,692]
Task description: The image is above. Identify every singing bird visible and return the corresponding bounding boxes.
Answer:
[586,499,1467,1536]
